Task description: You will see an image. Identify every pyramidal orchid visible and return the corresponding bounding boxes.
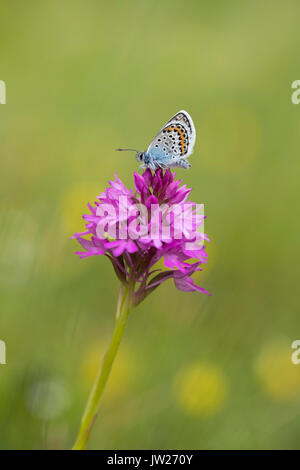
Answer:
[72,168,210,449]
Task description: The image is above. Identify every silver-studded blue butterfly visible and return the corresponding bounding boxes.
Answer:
[116,110,196,170]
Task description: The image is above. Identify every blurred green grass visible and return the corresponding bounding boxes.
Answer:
[1,0,300,449]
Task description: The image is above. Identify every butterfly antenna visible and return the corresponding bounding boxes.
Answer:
[115,148,139,153]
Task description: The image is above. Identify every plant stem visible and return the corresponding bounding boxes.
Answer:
[72,284,132,450]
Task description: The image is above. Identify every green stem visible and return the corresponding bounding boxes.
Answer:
[72,284,132,450]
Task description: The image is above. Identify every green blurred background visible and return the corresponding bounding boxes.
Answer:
[1,0,300,450]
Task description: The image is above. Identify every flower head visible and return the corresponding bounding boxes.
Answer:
[72,169,210,305]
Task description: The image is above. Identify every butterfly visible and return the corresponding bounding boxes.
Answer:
[116,110,196,170]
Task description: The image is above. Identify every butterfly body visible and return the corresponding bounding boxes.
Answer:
[117,110,196,170]
[136,150,191,170]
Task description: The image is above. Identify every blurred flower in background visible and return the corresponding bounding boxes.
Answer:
[25,378,70,421]
[254,340,300,402]
[61,183,104,236]
[173,362,228,417]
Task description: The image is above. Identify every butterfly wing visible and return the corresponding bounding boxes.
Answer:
[147,110,196,166]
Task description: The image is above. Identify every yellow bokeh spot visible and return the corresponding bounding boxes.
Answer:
[61,183,103,236]
[254,340,300,401]
[199,105,260,173]
[173,362,228,417]
[80,340,135,405]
